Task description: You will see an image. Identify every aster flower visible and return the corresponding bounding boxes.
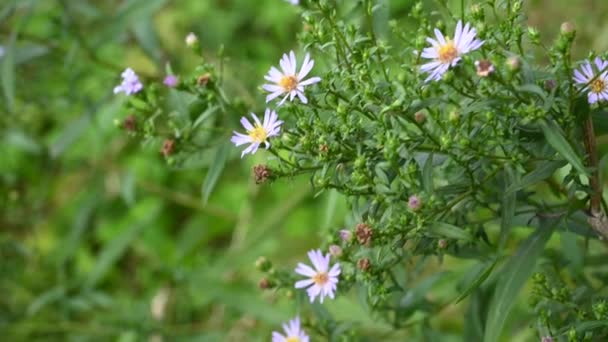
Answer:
[573,57,608,104]
[263,51,321,105]
[284,0,299,4]
[231,109,283,158]
[295,249,340,303]
[163,75,178,88]
[272,317,309,342]
[420,20,484,82]
[114,68,143,95]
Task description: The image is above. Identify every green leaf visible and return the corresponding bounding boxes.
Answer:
[505,160,566,195]
[84,200,161,288]
[428,222,473,241]
[484,220,556,342]
[201,142,230,204]
[132,17,163,65]
[455,259,498,303]
[1,36,15,112]
[539,119,589,176]
[500,166,516,248]
[422,152,434,194]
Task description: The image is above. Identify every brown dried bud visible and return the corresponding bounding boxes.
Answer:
[160,139,175,157]
[475,59,495,77]
[355,223,373,246]
[438,239,448,249]
[197,73,211,87]
[544,79,557,91]
[329,244,342,257]
[258,278,273,289]
[253,164,272,184]
[414,111,426,124]
[319,144,329,154]
[123,115,137,132]
[357,258,371,272]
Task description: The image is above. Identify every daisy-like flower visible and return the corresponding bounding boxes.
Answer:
[263,51,321,105]
[420,20,484,82]
[272,317,309,342]
[295,249,340,303]
[231,109,283,158]
[114,68,143,95]
[284,0,299,4]
[573,57,608,104]
[163,75,178,88]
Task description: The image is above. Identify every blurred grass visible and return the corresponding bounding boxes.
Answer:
[1,0,608,341]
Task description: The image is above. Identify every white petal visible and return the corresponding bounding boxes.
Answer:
[299,77,321,86]
[295,279,314,289]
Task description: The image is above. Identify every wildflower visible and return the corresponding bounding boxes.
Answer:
[284,0,299,4]
[475,59,494,77]
[408,195,422,211]
[272,317,309,342]
[355,223,373,246]
[185,32,198,47]
[573,57,608,104]
[295,249,340,303]
[263,50,321,105]
[339,229,352,242]
[113,68,143,95]
[163,75,178,88]
[231,109,283,158]
[420,20,484,82]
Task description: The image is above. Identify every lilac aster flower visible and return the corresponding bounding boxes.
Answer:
[263,50,321,105]
[163,75,178,88]
[272,317,309,342]
[284,0,299,4]
[420,20,484,82]
[295,249,340,303]
[114,68,143,95]
[573,57,608,104]
[231,109,283,158]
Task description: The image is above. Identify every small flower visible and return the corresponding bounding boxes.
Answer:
[231,109,283,158]
[338,229,352,242]
[185,32,198,47]
[114,68,143,95]
[420,20,484,82]
[272,317,309,342]
[163,75,178,88]
[573,57,608,104]
[263,50,321,105]
[284,0,299,4]
[408,195,422,211]
[295,249,340,303]
[475,59,494,77]
[355,223,373,246]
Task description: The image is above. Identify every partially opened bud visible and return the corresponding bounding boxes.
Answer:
[185,32,199,47]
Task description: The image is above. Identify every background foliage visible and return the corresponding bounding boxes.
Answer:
[2,0,608,341]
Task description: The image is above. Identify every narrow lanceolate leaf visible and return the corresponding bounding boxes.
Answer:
[455,259,498,303]
[499,166,516,248]
[422,152,434,194]
[429,222,473,241]
[1,36,15,112]
[505,160,566,195]
[484,220,556,342]
[539,120,589,176]
[201,141,230,205]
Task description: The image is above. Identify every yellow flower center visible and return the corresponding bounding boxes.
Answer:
[591,79,606,94]
[286,337,300,342]
[279,75,298,92]
[248,125,267,143]
[313,272,329,286]
[438,39,458,63]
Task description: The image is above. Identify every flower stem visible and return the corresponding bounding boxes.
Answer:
[582,115,608,240]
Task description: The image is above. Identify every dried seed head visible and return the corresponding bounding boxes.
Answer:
[123,114,137,132]
[357,258,371,272]
[438,239,448,249]
[414,111,426,124]
[253,164,272,184]
[475,59,495,77]
[355,223,373,246]
[160,139,175,157]
[197,73,211,87]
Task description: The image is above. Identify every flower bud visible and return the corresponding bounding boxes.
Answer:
[163,75,179,88]
[408,195,422,211]
[560,22,575,37]
[255,256,272,271]
[185,32,199,47]
[448,110,460,123]
[357,258,371,272]
[414,111,426,124]
[527,27,540,43]
[541,337,553,342]
[339,229,353,242]
[355,223,373,246]
[150,287,170,321]
[475,59,494,77]
[329,245,342,257]
[438,239,448,249]
[123,115,137,132]
[253,164,272,184]
[197,73,211,87]
[258,278,274,290]
[160,139,175,157]
[506,56,521,71]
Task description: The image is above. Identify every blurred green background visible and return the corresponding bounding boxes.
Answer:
[1,0,608,341]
